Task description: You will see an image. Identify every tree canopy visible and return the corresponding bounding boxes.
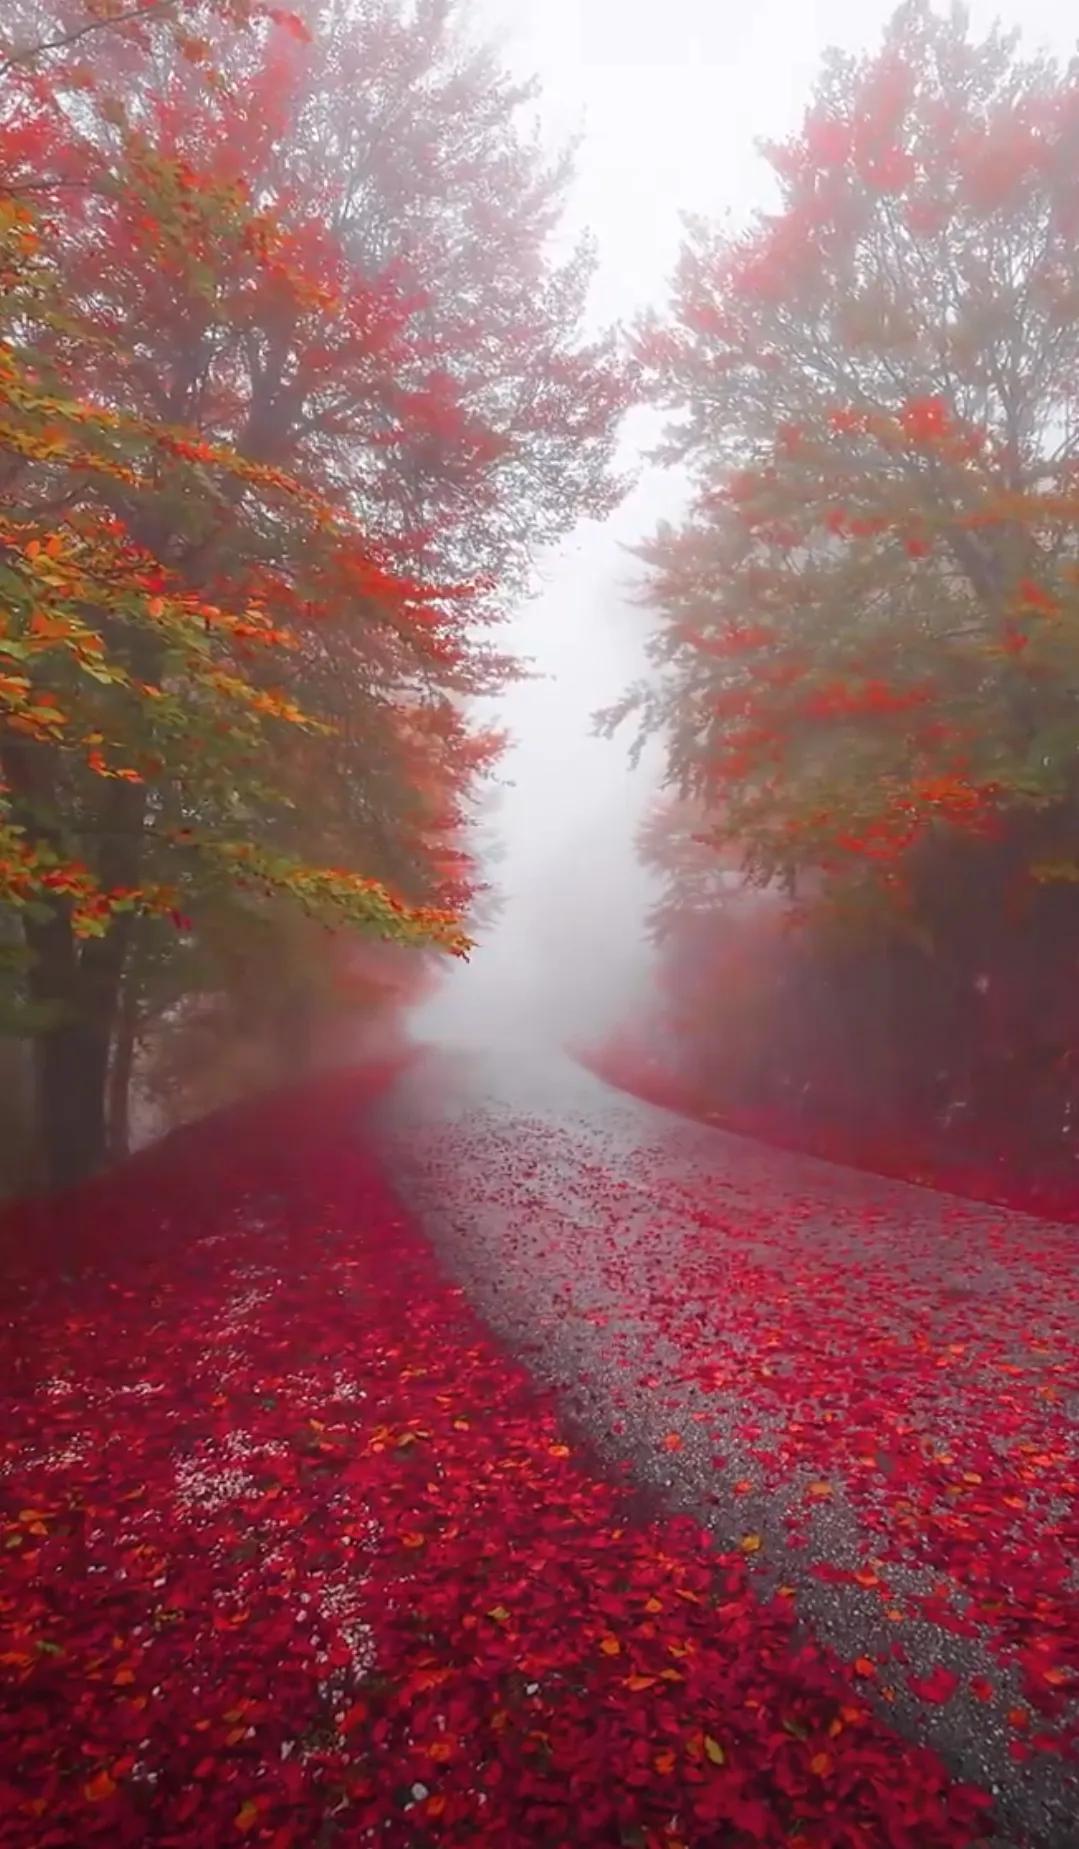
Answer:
[0,0,628,1183]
[610,0,1079,925]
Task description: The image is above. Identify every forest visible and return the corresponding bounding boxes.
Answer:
[2,6,1077,1849]
[3,2,1079,1208]
[599,1,1079,1210]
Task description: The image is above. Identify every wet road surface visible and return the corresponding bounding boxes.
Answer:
[372,1044,1079,1847]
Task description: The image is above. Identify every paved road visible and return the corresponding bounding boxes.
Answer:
[372,1044,1079,1848]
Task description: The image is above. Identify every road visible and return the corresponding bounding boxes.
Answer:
[374,1043,1079,1848]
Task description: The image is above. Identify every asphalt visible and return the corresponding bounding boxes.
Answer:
[371,1042,1079,1848]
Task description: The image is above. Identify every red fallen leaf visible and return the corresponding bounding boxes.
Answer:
[82,1769,117,1803]
[970,1676,994,1703]
[0,1070,1001,1849]
[910,1667,959,1704]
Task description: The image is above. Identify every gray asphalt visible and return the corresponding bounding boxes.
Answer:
[371,1042,1079,1848]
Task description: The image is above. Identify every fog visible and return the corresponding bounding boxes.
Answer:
[414,0,1074,1051]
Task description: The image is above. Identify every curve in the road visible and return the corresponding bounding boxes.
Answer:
[374,1043,1079,1849]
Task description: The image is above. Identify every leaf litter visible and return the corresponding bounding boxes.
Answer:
[0,1066,1007,1845]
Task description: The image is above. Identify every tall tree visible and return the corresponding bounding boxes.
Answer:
[1,0,628,1184]
[604,0,1079,1184]
[610,0,1079,919]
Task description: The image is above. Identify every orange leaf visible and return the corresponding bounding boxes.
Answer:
[810,1752,832,1776]
[662,1432,683,1451]
[740,1533,762,1554]
[653,1749,676,1774]
[854,1657,876,1677]
[625,1674,657,1691]
[599,1634,621,1656]
[84,1771,117,1803]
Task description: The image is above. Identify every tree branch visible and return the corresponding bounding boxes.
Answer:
[0,1,177,78]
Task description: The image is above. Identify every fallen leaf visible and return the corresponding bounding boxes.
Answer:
[84,1771,117,1803]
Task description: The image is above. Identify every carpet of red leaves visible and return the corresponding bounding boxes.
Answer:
[1,1070,997,1846]
[583,1040,1079,1223]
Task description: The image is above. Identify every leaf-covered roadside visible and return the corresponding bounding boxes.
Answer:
[0,1069,990,1847]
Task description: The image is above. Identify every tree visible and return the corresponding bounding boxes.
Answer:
[1,0,628,1185]
[605,0,1079,1188]
[612,0,1079,917]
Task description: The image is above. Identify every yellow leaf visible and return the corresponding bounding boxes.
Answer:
[487,1606,510,1624]
[704,1734,726,1766]
[740,1533,762,1554]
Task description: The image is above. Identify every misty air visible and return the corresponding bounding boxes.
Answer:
[1,2,1077,1845]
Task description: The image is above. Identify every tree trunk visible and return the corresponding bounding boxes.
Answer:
[12,771,148,1191]
[275,985,315,1077]
[25,902,135,1189]
[107,977,138,1162]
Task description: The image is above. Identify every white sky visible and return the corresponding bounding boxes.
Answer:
[415,0,1076,1046]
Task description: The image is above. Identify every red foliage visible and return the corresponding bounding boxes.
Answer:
[0,1073,995,1846]
[585,1037,1079,1737]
